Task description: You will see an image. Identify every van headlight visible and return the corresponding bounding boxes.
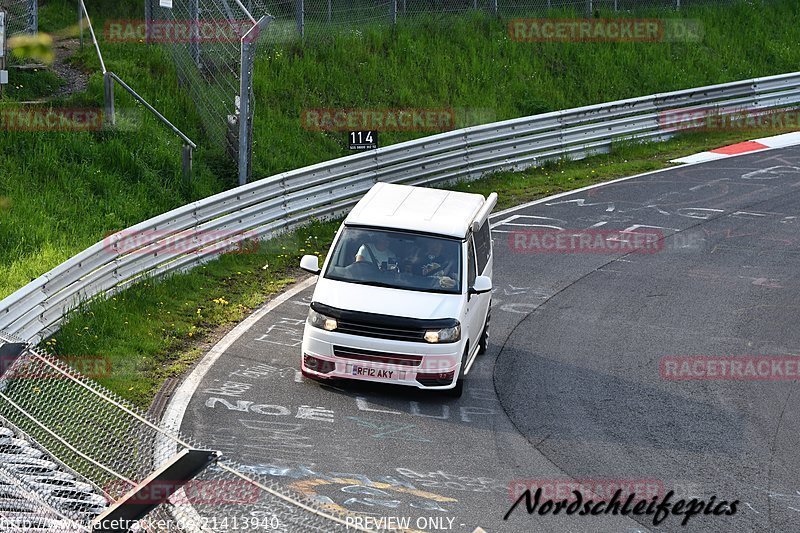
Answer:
[424,323,461,343]
[308,308,338,331]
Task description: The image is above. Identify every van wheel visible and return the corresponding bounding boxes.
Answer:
[444,347,468,398]
[446,377,464,398]
[478,310,490,355]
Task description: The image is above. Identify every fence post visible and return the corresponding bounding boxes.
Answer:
[327,0,331,24]
[182,145,193,181]
[492,0,498,16]
[0,10,6,99]
[296,0,304,38]
[586,0,593,17]
[189,0,200,67]
[238,17,271,186]
[28,0,37,33]
[144,0,152,45]
[103,72,115,127]
[78,1,83,48]
[391,0,397,25]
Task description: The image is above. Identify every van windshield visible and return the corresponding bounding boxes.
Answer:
[324,227,462,294]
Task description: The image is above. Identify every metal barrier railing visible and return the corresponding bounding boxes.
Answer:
[2,71,799,344]
[77,0,196,181]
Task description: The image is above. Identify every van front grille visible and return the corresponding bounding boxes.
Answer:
[333,346,423,367]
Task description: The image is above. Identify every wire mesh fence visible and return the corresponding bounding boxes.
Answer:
[0,422,97,532]
[0,0,36,36]
[263,0,745,41]
[145,0,273,184]
[0,332,372,532]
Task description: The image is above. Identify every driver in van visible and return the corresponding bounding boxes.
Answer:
[355,233,398,271]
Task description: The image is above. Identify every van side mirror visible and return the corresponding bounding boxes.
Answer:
[469,275,492,295]
[300,255,321,275]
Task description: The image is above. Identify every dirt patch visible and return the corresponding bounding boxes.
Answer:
[50,37,90,98]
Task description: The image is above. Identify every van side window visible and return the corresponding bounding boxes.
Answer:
[474,221,491,274]
[467,237,477,288]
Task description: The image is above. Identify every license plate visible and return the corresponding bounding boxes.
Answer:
[351,365,395,379]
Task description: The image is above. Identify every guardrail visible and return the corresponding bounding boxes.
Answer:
[2,71,800,342]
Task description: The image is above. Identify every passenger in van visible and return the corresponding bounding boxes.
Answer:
[418,240,453,277]
[355,233,398,270]
[407,240,457,289]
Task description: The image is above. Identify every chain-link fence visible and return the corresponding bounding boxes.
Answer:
[0,332,375,532]
[0,421,98,532]
[0,0,36,35]
[145,0,274,185]
[266,0,743,40]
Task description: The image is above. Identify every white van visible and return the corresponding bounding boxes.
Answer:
[299,182,497,397]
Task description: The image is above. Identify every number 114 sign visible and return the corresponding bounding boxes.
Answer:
[348,130,378,151]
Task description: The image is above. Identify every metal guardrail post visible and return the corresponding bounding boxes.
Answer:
[296,0,304,38]
[492,0,498,16]
[103,72,115,127]
[391,0,397,25]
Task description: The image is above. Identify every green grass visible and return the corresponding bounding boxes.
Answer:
[47,222,338,406]
[1,0,800,406]
[0,62,64,101]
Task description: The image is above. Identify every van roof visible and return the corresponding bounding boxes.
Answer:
[345,183,487,239]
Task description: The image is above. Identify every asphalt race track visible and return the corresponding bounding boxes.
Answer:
[180,146,800,533]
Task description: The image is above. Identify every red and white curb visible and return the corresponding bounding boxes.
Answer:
[670,131,800,164]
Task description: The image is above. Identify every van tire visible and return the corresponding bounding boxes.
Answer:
[478,310,490,355]
[446,377,464,398]
[445,346,468,398]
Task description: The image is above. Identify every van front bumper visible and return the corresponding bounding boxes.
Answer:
[301,326,463,390]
